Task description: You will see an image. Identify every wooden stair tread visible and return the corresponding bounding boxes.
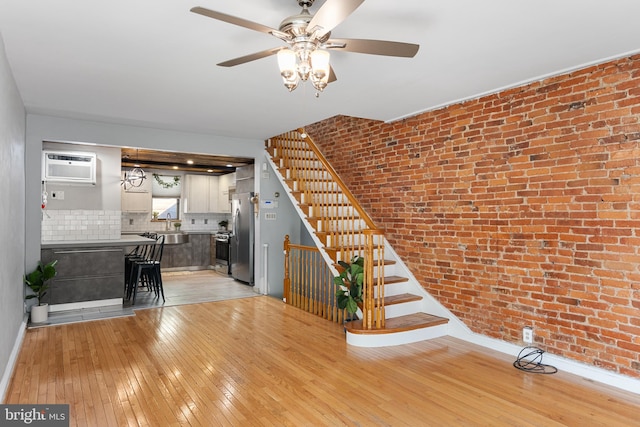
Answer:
[384,293,422,305]
[333,259,396,268]
[345,313,448,335]
[382,275,409,284]
[312,218,363,224]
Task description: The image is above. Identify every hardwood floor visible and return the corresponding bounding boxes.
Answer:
[7,296,640,426]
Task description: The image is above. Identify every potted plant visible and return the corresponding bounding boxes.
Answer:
[218,220,228,230]
[24,260,58,324]
[173,221,182,231]
[152,211,159,220]
[334,255,364,318]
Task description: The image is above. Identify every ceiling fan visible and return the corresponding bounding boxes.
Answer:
[190,0,419,95]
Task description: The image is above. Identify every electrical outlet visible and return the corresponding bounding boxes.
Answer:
[523,327,533,344]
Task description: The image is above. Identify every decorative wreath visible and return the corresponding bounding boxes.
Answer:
[153,174,181,189]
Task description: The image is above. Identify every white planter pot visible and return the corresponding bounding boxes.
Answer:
[30,303,49,324]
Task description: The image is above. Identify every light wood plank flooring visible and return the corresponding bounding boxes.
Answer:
[7,296,640,426]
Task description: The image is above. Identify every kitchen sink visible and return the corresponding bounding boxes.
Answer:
[159,232,189,245]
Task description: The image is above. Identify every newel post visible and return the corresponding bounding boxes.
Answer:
[362,229,385,330]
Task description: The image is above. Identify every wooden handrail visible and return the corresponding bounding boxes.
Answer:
[296,128,379,231]
[283,235,346,324]
[270,131,386,330]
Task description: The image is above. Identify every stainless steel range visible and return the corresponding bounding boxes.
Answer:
[214,231,232,274]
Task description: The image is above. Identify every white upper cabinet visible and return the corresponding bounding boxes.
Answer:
[217,173,235,213]
[184,173,236,214]
[184,174,219,213]
[121,171,152,212]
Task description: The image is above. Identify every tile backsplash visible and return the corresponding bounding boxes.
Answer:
[42,209,121,241]
[121,212,231,233]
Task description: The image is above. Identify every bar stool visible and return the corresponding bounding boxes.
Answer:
[127,234,165,305]
[124,233,156,293]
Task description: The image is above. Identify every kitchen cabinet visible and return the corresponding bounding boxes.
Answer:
[41,246,125,304]
[162,233,212,269]
[183,173,236,214]
[184,174,219,213]
[121,171,152,212]
[218,172,235,213]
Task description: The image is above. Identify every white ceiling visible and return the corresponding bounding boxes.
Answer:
[1,0,640,141]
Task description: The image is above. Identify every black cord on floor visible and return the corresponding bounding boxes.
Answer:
[513,346,558,374]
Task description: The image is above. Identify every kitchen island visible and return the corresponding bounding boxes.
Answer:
[41,234,155,311]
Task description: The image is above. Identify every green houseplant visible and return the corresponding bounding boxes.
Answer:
[24,260,58,323]
[334,255,364,316]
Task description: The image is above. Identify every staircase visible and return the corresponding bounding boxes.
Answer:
[266,129,449,347]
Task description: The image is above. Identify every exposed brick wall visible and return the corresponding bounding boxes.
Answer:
[304,54,640,378]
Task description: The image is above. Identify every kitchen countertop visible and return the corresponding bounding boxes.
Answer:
[121,230,226,235]
[41,234,156,249]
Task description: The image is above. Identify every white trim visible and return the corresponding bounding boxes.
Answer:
[48,298,122,312]
[0,314,28,402]
[451,329,640,396]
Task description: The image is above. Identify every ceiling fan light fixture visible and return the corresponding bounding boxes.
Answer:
[310,49,330,91]
[277,46,330,92]
[310,49,330,78]
[277,48,296,79]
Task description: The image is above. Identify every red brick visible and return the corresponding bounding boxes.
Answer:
[305,54,640,380]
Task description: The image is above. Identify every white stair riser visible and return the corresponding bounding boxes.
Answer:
[346,323,448,347]
[326,232,383,247]
[284,159,323,169]
[285,169,332,181]
[376,281,409,297]
[318,219,366,232]
[302,181,340,192]
[310,206,357,217]
[277,148,315,159]
[302,192,349,204]
[384,300,423,318]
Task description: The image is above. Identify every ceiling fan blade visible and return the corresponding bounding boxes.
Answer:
[306,0,364,37]
[326,38,419,58]
[328,66,337,83]
[191,6,280,36]
[217,47,282,67]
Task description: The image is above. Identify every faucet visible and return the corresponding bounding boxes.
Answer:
[166,212,171,231]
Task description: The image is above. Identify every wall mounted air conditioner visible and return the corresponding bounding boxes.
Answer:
[42,151,97,185]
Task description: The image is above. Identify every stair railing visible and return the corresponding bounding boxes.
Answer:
[268,129,385,330]
[283,235,347,323]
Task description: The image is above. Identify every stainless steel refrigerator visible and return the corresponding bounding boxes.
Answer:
[231,191,254,285]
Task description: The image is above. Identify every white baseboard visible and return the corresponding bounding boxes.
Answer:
[49,298,122,312]
[0,314,28,402]
[451,329,640,396]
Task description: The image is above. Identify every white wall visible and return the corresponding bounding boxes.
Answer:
[0,32,26,400]
[42,141,121,210]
